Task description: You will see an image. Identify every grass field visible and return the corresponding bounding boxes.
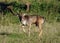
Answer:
[0,0,60,43]
[0,19,60,43]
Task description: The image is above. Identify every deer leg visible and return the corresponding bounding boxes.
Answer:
[39,24,42,37]
[28,24,31,37]
[22,26,26,33]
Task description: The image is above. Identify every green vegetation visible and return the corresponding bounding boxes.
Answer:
[0,0,60,23]
[0,0,60,43]
[0,23,60,43]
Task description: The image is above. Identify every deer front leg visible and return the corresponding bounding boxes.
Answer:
[22,26,26,33]
[39,24,42,37]
[28,24,31,37]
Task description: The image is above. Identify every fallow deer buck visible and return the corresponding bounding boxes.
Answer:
[17,13,45,37]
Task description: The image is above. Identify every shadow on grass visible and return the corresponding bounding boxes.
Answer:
[0,32,39,38]
[0,32,10,35]
[0,32,28,39]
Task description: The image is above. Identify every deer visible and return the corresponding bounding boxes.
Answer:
[2,5,45,37]
[7,4,45,37]
[17,13,45,37]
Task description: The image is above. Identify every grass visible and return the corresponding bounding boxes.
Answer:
[0,13,60,43]
[0,0,60,43]
[0,21,60,43]
[0,12,59,43]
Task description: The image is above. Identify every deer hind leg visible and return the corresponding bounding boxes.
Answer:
[38,24,43,37]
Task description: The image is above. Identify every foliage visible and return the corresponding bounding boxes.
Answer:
[0,0,60,24]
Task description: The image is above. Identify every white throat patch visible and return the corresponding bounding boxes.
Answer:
[22,20,27,25]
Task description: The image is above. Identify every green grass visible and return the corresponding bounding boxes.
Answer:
[0,0,60,43]
[0,22,60,43]
[0,15,60,43]
[0,12,60,43]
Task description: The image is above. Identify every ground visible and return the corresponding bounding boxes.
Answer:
[0,22,60,43]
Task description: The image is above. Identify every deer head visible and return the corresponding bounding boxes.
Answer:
[17,13,28,26]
